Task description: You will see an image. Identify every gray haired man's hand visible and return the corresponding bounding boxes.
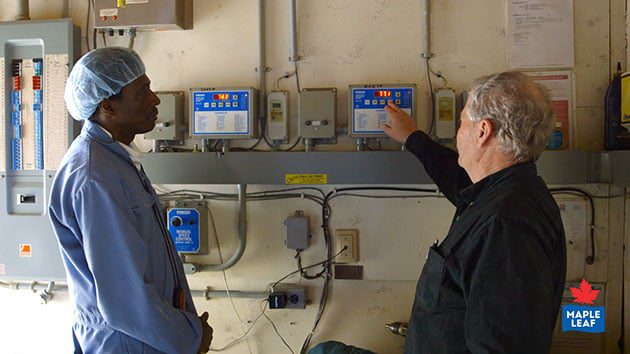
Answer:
[382,101,420,144]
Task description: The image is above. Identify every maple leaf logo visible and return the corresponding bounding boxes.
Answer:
[570,279,600,305]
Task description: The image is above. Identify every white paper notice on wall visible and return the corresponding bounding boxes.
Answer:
[557,198,587,281]
[507,0,574,69]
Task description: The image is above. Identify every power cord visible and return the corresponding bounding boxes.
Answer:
[207,205,253,354]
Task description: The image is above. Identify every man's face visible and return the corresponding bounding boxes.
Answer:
[109,74,160,135]
[456,102,478,170]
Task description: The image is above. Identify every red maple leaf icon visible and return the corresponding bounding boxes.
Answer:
[570,279,600,305]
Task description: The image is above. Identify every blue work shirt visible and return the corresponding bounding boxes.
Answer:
[49,120,202,354]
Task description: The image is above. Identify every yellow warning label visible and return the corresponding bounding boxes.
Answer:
[285,174,328,185]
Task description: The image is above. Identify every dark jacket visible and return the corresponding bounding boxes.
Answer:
[403,131,566,354]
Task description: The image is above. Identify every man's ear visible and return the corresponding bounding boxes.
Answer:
[97,99,116,118]
[476,118,494,147]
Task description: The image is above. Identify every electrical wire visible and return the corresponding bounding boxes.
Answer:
[275,71,296,89]
[294,62,302,93]
[101,31,107,48]
[365,138,382,151]
[283,136,303,151]
[549,188,596,265]
[92,28,98,50]
[261,301,295,354]
[270,247,348,291]
[209,300,268,352]
[208,206,253,354]
[425,57,436,137]
[296,251,325,279]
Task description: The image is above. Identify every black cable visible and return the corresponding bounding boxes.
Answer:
[270,247,348,291]
[296,251,325,279]
[294,61,302,93]
[92,28,98,50]
[549,188,596,265]
[249,187,326,199]
[365,138,382,151]
[285,137,302,151]
[425,58,436,137]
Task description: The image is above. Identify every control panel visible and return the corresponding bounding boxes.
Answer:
[267,91,289,141]
[435,88,456,141]
[167,204,208,255]
[299,88,337,139]
[190,87,258,139]
[144,91,184,141]
[349,84,415,138]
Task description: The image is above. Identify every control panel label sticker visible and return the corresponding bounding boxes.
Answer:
[100,8,119,17]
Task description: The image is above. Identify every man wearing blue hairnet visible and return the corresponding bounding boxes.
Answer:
[49,47,212,354]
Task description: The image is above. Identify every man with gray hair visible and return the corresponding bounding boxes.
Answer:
[383,71,566,354]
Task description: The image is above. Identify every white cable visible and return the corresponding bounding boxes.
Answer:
[208,205,253,354]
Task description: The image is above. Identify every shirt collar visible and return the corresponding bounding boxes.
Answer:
[455,161,538,207]
[82,120,144,170]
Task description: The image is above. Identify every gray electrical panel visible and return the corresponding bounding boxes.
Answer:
[299,88,337,139]
[94,0,193,31]
[286,210,309,250]
[0,19,80,281]
[144,91,184,141]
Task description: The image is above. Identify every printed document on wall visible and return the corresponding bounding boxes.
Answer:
[507,0,574,68]
[525,70,574,149]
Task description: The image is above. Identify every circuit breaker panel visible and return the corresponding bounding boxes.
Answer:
[0,19,80,281]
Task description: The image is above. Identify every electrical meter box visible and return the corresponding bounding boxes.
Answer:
[0,19,80,281]
[435,88,457,141]
[94,0,193,31]
[190,87,258,139]
[348,84,416,138]
[144,91,184,141]
[299,88,337,139]
[166,202,208,255]
[267,91,289,141]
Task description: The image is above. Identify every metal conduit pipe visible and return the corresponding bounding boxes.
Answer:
[190,289,267,300]
[61,0,69,18]
[0,280,66,291]
[0,281,68,304]
[289,0,299,62]
[421,0,431,59]
[198,184,248,271]
[16,0,30,21]
[259,0,267,111]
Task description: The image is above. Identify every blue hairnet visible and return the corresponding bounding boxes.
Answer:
[64,47,146,121]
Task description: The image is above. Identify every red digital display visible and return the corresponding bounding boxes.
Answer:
[374,90,391,98]
[213,93,229,100]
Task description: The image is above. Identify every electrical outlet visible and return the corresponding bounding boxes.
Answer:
[335,229,358,263]
[270,284,306,309]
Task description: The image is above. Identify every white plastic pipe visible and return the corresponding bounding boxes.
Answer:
[16,0,30,21]
[289,0,299,61]
[421,0,431,58]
